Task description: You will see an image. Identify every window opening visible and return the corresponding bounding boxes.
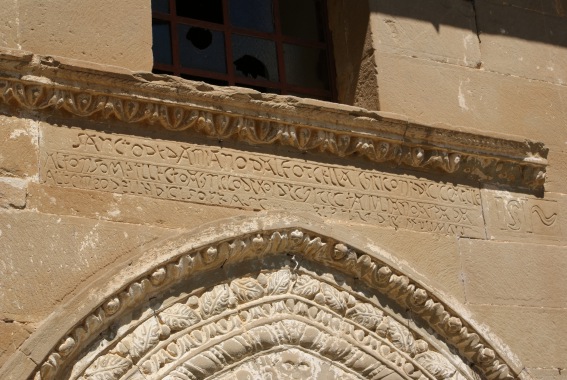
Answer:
[152,0,336,101]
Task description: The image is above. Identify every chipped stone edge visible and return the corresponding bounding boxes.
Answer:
[0,49,548,191]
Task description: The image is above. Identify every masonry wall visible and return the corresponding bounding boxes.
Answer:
[0,1,565,379]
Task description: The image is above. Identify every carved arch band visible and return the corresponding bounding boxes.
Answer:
[3,213,527,380]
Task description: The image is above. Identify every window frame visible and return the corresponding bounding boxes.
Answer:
[152,0,337,100]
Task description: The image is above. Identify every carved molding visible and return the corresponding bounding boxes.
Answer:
[68,269,480,380]
[34,227,516,380]
[0,51,548,190]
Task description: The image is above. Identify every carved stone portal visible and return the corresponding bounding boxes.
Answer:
[33,227,514,380]
[66,266,479,380]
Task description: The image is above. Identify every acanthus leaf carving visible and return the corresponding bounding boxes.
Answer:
[83,354,132,380]
[316,283,348,314]
[265,269,291,296]
[291,274,320,299]
[29,228,519,380]
[345,303,384,330]
[127,317,162,362]
[230,277,265,302]
[200,284,231,318]
[415,351,459,380]
[377,316,417,356]
[158,303,201,331]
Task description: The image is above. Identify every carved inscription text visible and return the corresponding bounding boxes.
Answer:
[40,129,485,237]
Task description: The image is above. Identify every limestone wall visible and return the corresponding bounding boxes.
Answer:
[0,1,565,379]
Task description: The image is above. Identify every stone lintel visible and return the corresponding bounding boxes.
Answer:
[0,49,548,191]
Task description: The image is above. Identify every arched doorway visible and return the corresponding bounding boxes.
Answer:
[4,214,523,380]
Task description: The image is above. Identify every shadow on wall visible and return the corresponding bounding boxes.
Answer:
[368,0,567,48]
[328,0,378,109]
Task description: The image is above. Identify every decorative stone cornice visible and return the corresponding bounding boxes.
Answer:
[35,227,518,380]
[0,49,548,191]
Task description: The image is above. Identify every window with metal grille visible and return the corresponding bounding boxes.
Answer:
[151,0,336,101]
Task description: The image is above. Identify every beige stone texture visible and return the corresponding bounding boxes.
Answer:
[374,51,567,152]
[469,304,567,370]
[0,178,27,209]
[481,0,567,19]
[481,187,564,243]
[0,320,32,368]
[0,2,566,379]
[0,0,19,49]
[0,210,177,322]
[369,0,481,68]
[17,0,152,71]
[460,240,567,308]
[476,0,567,85]
[328,0,380,109]
[546,150,567,194]
[0,115,38,178]
[27,183,254,230]
[528,368,567,380]
[337,221,466,303]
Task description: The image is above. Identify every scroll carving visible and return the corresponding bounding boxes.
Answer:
[0,66,547,191]
[35,228,515,380]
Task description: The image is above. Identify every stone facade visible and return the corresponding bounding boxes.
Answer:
[0,1,566,379]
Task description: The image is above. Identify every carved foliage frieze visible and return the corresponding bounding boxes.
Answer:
[35,228,514,380]
[70,269,474,380]
[0,74,547,190]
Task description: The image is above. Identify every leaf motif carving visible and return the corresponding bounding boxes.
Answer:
[230,277,264,302]
[84,354,132,380]
[201,284,230,318]
[159,303,201,331]
[129,317,161,361]
[345,303,383,330]
[320,283,347,313]
[291,275,320,299]
[379,317,416,354]
[414,351,457,379]
[266,269,291,295]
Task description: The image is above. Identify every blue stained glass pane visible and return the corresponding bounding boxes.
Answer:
[229,0,274,33]
[178,24,227,73]
[152,20,172,65]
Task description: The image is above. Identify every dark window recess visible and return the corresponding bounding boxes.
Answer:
[151,0,336,101]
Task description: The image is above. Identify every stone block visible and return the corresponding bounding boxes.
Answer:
[476,0,567,85]
[545,150,567,194]
[0,115,38,178]
[481,0,567,18]
[27,183,254,230]
[0,349,37,380]
[369,0,481,67]
[328,0,380,109]
[18,0,152,71]
[375,51,567,152]
[0,0,19,49]
[468,304,567,369]
[0,178,27,209]
[0,211,176,322]
[481,187,564,243]
[460,240,567,308]
[527,368,567,380]
[340,221,466,303]
[0,320,32,368]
